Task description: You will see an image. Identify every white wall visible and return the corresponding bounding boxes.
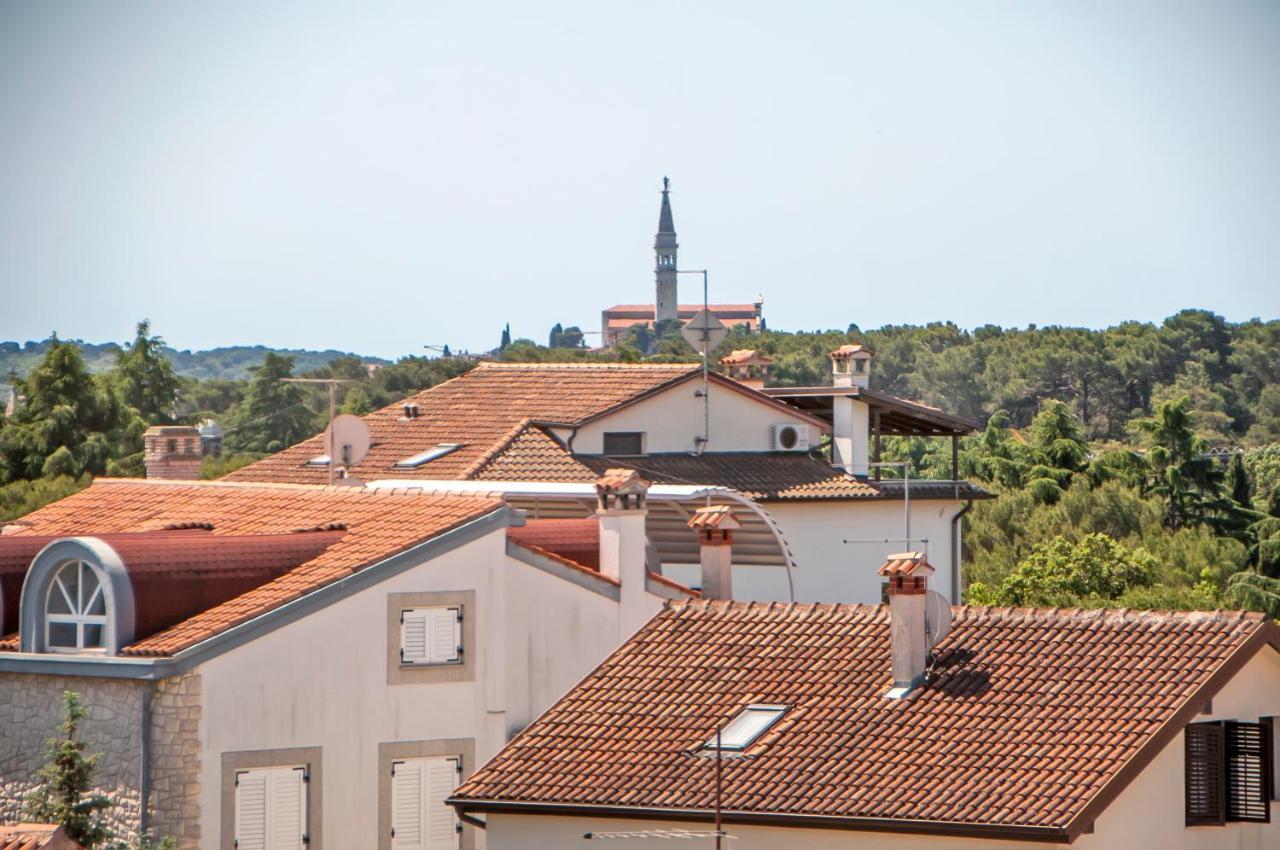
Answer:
[195,528,627,850]
[660,499,964,605]
[573,380,819,455]
[478,646,1280,850]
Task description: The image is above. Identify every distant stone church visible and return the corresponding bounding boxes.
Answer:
[600,178,763,347]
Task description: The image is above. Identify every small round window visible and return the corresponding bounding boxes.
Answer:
[45,560,107,651]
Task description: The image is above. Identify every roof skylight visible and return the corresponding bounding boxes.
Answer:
[393,443,463,469]
[704,704,786,751]
[305,455,330,467]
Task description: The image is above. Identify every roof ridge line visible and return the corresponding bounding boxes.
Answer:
[91,477,500,501]
[459,417,538,479]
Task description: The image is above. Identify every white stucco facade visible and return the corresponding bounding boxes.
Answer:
[572,379,820,456]
[661,499,964,604]
[471,645,1280,850]
[192,525,667,850]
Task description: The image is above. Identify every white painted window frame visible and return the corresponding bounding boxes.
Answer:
[44,560,108,653]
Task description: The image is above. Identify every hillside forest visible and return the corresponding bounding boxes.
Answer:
[2,310,1278,617]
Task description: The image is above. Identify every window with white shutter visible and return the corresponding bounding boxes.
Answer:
[400,607,462,666]
[235,766,308,850]
[390,756,462,850]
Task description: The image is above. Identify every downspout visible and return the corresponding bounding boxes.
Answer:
[950,498,973,604]
[139,680,154,838]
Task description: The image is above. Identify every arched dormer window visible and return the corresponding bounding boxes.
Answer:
[45,560,108,652]
[19,537,136,655]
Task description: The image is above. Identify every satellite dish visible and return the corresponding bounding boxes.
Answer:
[326,414,371,468]
[680,309,729,354]
[924,590,953,650]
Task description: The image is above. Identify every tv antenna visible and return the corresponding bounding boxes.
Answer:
[282,378,366,485]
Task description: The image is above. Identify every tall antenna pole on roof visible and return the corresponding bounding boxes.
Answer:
[283,378,354,487]
[676,269,714,454]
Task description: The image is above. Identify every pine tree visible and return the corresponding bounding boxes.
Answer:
[500,324,512,351]
[113,320,179,425]
[548,323,564,348]
[1228,452,1253,508]
[226,354,314,454]
[23,691,113,848]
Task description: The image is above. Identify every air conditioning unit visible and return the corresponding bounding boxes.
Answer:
[771,423,809,452]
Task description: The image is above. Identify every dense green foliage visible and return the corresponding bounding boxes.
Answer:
[3,310,1278,618]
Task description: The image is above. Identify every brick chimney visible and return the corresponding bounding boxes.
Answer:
[830,345,872,476]
[719,349,772,390]
[878,552,935,698]
[596,469,651,638]
[687,505,740,600]
[143,426,202,480]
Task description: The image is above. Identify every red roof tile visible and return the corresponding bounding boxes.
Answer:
[226,363,699,485]
[4,479,501,656]
[0,824,81,850]
[508,519,599,570]
[877,551,935,577]
[453,601,1276,841]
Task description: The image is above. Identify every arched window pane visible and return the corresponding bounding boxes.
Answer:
[48,579,73,614]
[44,561,109,652]
[48,622,77,648]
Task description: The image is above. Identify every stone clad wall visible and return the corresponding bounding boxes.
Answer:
[150,671,202,848]
[0,674,145,838]
[0,671,203,849]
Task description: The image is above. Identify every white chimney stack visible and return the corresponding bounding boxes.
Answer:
[830,345,872,476]
[878,552,936,698]
[688,505,741,600]
[595,469,652,639]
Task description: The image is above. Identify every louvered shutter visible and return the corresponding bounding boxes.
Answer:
[391,760,425,849]
[425,757,461,849]
[401,609,429,665]
[1185,722,1226,826]
[427,607,461,665]
[390,757,460,850]
[1225,721,1271,823]
[235,770,268,850]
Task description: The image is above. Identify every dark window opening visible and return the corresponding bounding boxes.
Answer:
[1186,720,1273,826]
[603,432,644,456]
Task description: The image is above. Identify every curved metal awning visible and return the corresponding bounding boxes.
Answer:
[367,479,798,597]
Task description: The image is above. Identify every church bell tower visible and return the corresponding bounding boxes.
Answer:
[654,177,679,324]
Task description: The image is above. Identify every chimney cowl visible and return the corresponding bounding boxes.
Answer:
[689,505,739,600]
[830,344,873,389]
[595,468,650,512]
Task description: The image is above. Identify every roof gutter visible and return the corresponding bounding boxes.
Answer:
[446,799,1072,844]
[0,506,511,680]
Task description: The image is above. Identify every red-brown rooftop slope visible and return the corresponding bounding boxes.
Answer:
[452,600,1276,842]
[3,479,501,656]
[225,362,700,485]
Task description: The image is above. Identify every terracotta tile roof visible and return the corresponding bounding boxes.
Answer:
[507,519,599,570]
[830,343,871,359]
[718,349,770,366]
[686,505,740,530]
[877,551,935,577]
[471,424,598,483]
[453,601,1275,841]
[4,479,501,656]
[579,453,881,501]
[603,304,760,316]
[0,824,81,850]
[226,363,699,485]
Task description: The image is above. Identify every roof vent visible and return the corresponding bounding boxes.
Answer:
[402,402,421,420]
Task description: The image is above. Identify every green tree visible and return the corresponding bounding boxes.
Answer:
[225,354,314,454]
[23,691,113,848]
[1132,398,1230,529]
[967,533,1157,607]
[0,336,140,482]
[112,320,179,424]
[500,323,512,351]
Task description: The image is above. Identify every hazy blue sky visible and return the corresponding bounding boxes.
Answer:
[1,1,1277,359]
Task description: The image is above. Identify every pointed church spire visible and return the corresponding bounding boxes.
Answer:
[654,177,679,324]
[657,176,675,235]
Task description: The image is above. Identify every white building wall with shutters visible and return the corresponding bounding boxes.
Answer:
[194,526,626,850]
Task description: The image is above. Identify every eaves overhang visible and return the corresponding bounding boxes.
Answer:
[444,799,1074,844]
